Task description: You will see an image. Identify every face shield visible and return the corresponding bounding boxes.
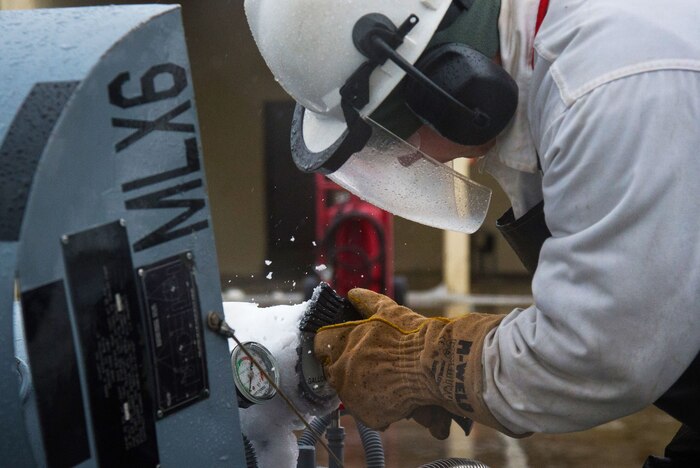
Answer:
[286,8,515,234]
[331,117,491,233]
[293,105,491,234]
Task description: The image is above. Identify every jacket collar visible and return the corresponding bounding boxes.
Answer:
[483,0,541,175]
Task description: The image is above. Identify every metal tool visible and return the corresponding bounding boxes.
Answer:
[297,283,364,403]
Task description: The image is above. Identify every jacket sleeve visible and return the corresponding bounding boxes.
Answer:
[481,69,700,434]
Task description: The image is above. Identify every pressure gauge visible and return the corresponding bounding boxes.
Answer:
[231,342,280,408]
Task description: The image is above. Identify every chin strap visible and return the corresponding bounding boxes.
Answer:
[341,13,418,110]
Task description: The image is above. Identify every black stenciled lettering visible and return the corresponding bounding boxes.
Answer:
[454,383,474,413]
[125,179,209,252]
[456,362,466,382]
[109,63,187,109]
[113,101,195,152]
[456,340,473,356]
[122,138,200,192]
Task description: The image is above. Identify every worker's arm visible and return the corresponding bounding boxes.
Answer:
[482,69,700,434]
[316,69,700,437]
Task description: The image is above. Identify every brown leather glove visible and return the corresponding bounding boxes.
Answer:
[314,288,510,435]
[410,405,472,440]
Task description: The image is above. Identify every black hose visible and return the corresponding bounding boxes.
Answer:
[298,413,388,467]
[298,413,386,467]
[242,434,259,468]
[297,413,332,447]
[356,420,385,468]
[419,459,489,468]
[299,415,486,468]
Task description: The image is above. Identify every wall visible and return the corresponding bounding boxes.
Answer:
[0,0,35,8]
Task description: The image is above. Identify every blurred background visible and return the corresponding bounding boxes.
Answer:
[2,0,528,290]
[1,1,679,466]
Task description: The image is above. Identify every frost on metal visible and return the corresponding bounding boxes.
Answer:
[223,299,338,468]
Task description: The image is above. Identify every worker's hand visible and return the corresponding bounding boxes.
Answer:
[314,288,510,435]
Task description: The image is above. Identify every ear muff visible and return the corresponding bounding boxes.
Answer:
[404,43,518,146]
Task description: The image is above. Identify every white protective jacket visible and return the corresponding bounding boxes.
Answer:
[481,0,700,434]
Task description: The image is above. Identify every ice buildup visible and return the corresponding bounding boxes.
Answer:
[223,299,339,468]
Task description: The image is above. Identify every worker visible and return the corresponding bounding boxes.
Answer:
[244,0,700,464]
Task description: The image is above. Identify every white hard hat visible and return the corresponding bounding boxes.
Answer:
[245,0,516,233]
[246,0,451,128]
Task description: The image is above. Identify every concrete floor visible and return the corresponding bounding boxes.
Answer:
[330,405,679,467]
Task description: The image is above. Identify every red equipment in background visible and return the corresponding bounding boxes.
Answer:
[306,174,406,303]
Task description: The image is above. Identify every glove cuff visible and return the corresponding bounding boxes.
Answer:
[413,313,518,435]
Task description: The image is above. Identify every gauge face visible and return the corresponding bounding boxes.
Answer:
[299,331,336,402]
[231,342,279,406]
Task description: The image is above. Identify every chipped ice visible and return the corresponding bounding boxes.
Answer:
[223,299,338,468]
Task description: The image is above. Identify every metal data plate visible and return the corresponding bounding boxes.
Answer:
[63,221,159,467]
[138,253,209,417]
